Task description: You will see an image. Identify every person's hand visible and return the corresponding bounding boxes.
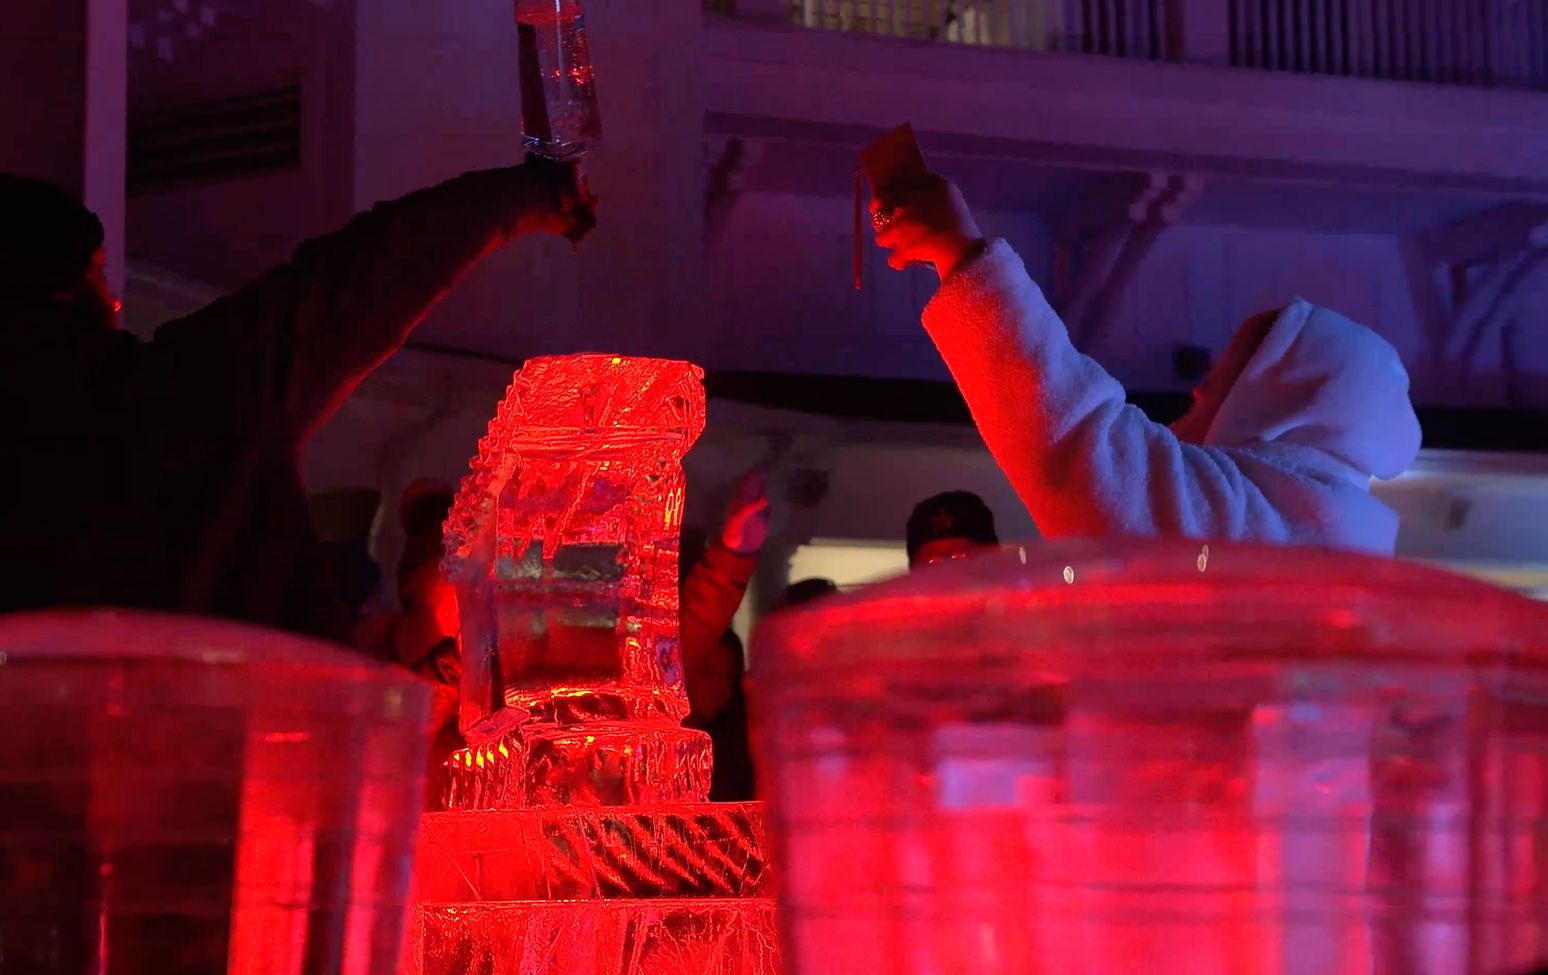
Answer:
[719,468,771,556]
[871,173,985,281]
[519,154,598,243]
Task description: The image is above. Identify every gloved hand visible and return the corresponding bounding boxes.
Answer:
[519,154,599,244]
[871,173,984,281]
[719,467,772,556]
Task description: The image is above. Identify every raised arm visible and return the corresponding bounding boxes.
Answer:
[873,175,1293,542]
[680,469,769,706]
[920,240,1292,540]
[153,157,593,435]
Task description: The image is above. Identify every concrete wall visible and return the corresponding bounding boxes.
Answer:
[1090,224,1424,393]
[125,0,356,294]
[703,190,1548,407]
[4,0,126,295]
[705,188,1050,376]
[351,0,708,363]
[1,3,87,192]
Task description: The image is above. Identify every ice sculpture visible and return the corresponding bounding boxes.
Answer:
[753,541,1548,975]
[0,610,429,975]
[408,355,779,975]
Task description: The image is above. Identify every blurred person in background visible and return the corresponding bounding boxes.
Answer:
[353,485,463,804]
[681,468,772,801]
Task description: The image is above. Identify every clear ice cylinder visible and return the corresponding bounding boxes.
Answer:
[516,0,601,160]
[0,611,430,975]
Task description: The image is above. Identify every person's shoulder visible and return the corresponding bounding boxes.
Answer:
[5,314,143,379]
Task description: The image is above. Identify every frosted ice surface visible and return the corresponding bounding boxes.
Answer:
[752,540,1548,975]
[0,610,429,975]
[440,723,711,809]
[416,803,771,901]
[412,899,780,975]
[411,356,777,975]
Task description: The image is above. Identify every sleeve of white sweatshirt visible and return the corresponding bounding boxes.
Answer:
[920,239,1298,543]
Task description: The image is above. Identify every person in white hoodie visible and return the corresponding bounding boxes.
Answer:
[872,173,1422,555]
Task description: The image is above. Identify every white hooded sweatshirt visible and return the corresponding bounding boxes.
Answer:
[921,240,1422,554]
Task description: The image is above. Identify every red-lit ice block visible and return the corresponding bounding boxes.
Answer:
[411,899,779,975]
[443,354,710,806]
[414,803,770,901]
[440,723,710,809]
[0,610,430,975]
[752,541,1548,975]
[412,355,779,975]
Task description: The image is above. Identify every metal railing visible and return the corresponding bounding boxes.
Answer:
[708,0,1548,89]
[1231,0,1548,88]
[778,0,1169,57]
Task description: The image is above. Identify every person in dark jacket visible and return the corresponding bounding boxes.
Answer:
[353,485,465,806]
[685,628,757,802]
[0,161,593,641]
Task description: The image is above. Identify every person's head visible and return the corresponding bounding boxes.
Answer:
[396,545,459,642]
[1170,308,1279,444]
[400,482,455,537]
[0,174,118,329]
[776,577,839,611]
[906,491,999,571]
[396,485,453,592]
[1168,300,1420,482]
[323,539,383,621]
[396,488,457,634]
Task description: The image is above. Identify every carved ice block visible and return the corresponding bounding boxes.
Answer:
[414,804,771,901]
[412,899,781,975]
[414,355,780,975]
[442,355,711,807]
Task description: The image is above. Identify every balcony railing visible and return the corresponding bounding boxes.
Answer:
[1231,0,1548,88]
[706,0,1167,57]
[706,0,1548,89]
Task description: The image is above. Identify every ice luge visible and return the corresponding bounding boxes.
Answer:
[411,355,781,975]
